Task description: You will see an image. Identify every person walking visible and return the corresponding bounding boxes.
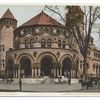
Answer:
[19,78,22,91]
[68,78,71,85]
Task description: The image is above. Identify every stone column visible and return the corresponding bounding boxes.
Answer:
[32,68,34,78]
[17,69,18,77]
[98,67,99,76]
[18,69,20,78]
[60,68,62,76]
[38,68,40,77]
[35,68,37,77]
[34,68,35,77]
[53,68,56,78]
[13,70,15,78]
[57,69,59,77]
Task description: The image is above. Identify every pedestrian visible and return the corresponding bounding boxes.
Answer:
[68,78,71,85]
[19,78,22,91]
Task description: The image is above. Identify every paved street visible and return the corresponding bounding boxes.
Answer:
[0,79,100,93]
[0,81,100,96]
[72,88,100,92]
[0,82,81,92]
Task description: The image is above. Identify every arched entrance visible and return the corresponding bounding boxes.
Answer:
[7,59,14,78]
[41,55,54,76]
[62,57,72,77]
[20,56,32,78]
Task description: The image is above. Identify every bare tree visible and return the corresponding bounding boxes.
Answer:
[45,5,100,81]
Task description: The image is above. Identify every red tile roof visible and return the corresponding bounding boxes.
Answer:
[20,11,64,27]
[2,8,16,20]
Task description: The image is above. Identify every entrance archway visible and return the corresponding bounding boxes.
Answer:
[41,55,54,76]
[20,56,32,78]
[7,59,14,78]
[62,57,72,77]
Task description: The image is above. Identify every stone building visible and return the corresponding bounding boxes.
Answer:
[0,9,17,77]
[6,10,79,78]
[0,8,100,79]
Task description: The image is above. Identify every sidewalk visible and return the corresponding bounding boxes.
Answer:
[0,83,82,92]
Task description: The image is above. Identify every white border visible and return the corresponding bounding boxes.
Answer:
[0,0,100,99]
[0,0,100,5]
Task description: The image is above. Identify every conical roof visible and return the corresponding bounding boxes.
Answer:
[2,8,16,20]
[20,11,64,27]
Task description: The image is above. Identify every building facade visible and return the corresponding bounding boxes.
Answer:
[0,8,100,79]
[0,9,17,77]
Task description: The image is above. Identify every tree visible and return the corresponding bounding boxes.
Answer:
[45,5,100,81]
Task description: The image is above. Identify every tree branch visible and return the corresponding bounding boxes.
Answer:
[45,5,66,22]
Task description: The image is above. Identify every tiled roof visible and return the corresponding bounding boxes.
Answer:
[2,8,16,20]
[20,11,64,27]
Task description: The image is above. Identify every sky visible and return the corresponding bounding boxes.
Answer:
[0,5,65,27]
[0,5,45,26]
[0,5,99,49]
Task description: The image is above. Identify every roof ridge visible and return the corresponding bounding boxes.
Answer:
[41,11,63,26]
[36,11,43,25]
[20,11,42,27]
[19,11,64,28]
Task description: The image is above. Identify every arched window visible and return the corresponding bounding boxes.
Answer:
[58,40,61,48]
[2,44,4,52]
[93,65,95,71]
[41,38,46,48]
[62,41,65,49]
[25,39,29,48]
[47,39,52,48]
[30,39,34,48]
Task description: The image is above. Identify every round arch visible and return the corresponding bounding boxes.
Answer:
[6,57,15,78]
[59,54,74,68]
[16,53,34,64]
[20,56,32,78]
[36,52,58,66]
[36,52,58,76]
[6,56,15,69]
[59,54,75,76]
[16,53,34,78]
[39,33,53,41]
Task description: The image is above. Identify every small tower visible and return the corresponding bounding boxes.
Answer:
[0,9,17,78]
